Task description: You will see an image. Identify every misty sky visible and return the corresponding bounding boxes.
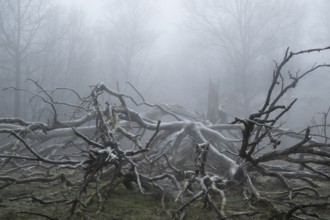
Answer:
[59,0,185,61]
[60,0,183,31]
[1,0,329,129]
[44,0,330,126]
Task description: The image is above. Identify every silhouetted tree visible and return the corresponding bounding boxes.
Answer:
[96,0,156,91]
[184,0,305,116]
[0,0,52,117]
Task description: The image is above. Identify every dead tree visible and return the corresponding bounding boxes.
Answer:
[1,46,330,219]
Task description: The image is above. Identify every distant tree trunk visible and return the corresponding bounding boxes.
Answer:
[207,78,219,124]
[14,58,21,117]
[14,0,22,117]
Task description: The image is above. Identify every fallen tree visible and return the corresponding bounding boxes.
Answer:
[1,46,330,219]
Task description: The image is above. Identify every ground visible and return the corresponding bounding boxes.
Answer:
[1,173,329,220]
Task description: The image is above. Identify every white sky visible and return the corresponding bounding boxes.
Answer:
[59,0,183,32]
[58,0,185,60]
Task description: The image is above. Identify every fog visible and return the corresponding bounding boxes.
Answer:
[2,1,330,218]
[1,0,330,129]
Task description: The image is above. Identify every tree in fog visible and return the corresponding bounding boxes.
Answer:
[0,1,94,120]
[96,0,156,91]
[184,0,304,117]
[0,0,51,117]
[39,7,94,92]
